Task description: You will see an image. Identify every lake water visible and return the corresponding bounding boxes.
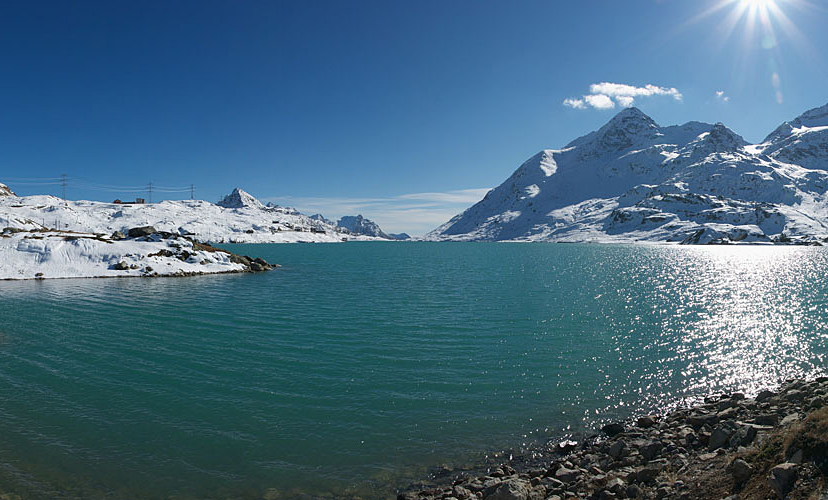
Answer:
[0,242,826,499]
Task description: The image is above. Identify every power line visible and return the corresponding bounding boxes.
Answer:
[190,184,194,200]
[148,182,153,204]
[61,174,67,206]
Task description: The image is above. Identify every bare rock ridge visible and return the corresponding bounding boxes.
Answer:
[0,182,15,197]
[427,103,828,244]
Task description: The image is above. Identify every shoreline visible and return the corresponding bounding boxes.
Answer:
[0,226,276,280]
[0,379,823,499]
[397,378,828,500]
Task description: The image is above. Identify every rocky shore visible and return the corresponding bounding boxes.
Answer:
[398,378,828,500]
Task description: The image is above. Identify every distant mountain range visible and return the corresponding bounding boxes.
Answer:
[427,103,828,244]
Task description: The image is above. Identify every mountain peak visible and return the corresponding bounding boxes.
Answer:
[797,102,828,124]
[337,214,390,239]
[216,188,264,209]
[0,182,15,197]
[612,106,653,121]
[592,107,660,152]
[763,102,828,143]
[696,123,748,152]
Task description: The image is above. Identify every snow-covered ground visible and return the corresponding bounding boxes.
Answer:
[427,103,828,244]
[0,188,382,244]
[0,187,360,280]
[0,229,251,280]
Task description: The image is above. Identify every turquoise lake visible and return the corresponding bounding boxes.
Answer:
[0,242,827,499]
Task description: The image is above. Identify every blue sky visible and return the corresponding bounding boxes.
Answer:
[1,0,827,235]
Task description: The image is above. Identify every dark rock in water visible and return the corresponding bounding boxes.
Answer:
[556,440,578,454]
[602,423,626,437]
[229,254,251,266]
[637,416,658,428]
[128,226,157,238]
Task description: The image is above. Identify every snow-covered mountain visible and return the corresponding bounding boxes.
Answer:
[0,187,381,244]
[427,104,828,244]
[337,215,391,239]
[216,187,265,209]
[0,182,14,197]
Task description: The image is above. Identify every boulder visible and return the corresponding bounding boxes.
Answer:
[127,226,157,238]
[640,441,663,461]
[487,479,530,500]
[111,231,126,240]
[602,423,626,437]
[768,463,797,499]
[114,261,129,270]
[609,440,627,459]
[554,467,580,483]
[728,458,754,484]
[756,389,775,402]
[637,416,658,428]
[708,425,735,451]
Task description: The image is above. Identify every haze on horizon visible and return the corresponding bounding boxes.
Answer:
[1,0,827,235]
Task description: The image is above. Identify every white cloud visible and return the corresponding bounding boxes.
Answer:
[589,82,683,101]
[262,188,491,236]
[564,82,683,110]
[715,90,730,103]
[584,94,615,109]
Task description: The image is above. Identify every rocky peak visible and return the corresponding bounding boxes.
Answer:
[593,107,660,152]
[694,123,748,153]
[309,214,334,225]
[763,102,828,143]
[0,182,15,197]
[337,215,390,239]
[797,102,828,126]
[216,188,264,209]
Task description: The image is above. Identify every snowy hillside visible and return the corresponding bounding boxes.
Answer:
[427,104,828,244]
[0,229,258,280]
[0,182,14,197]
[0,188,381,244]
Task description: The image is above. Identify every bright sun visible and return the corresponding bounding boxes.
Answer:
[739,0,776,8]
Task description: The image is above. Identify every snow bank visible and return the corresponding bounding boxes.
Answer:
[0,229,265,280]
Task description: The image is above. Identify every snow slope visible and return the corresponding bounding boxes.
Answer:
[0,188,381,244]
[0,183,14,197]
[0,230,249,280]
[427,104,828,244]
